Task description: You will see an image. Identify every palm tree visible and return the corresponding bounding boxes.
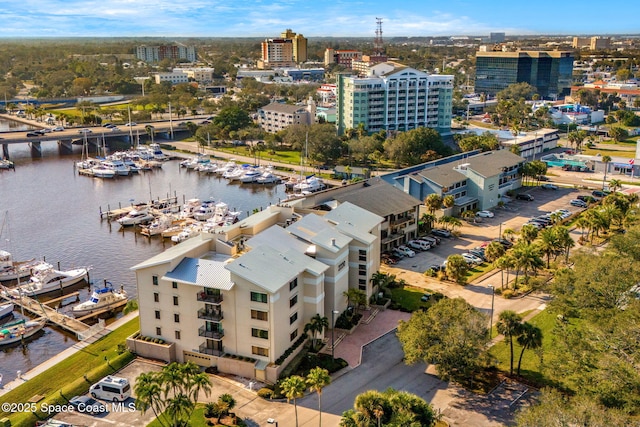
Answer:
[519,224,539,244]
[497,310,523,375]
[602,155,612,188]
[516,322,543,376]
[512,242,544,286]
[281,375,307,427]
[305,314,329,351]
[495,254,514,289]
[354,390,387,426]
[134,372,167,426]
[343,288,366,316]
[420,212,436,232]
[502,228,516,242]
[215,393,235,423]
[537,227,561,268]
[165,394,194,427]
[554,226,575,262]
[442,195,455,210]
[307,367,331,426]
[609,178,622,192]
[424,193,443,214]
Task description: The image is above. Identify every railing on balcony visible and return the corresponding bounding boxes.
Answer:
[390,215,414,227]
[198,343,224,356]
[197,308,224,321]
[381,233,403,244]
[199,326,224,340]
[196,291,223,304]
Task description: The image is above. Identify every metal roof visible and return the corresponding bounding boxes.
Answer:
[246,225,311,253]
[287,214,352,253]
[162,256,234,291]
[130,234,213,270]
[417,166,467,188]
[462,150,525,178]
[333,178,421,216]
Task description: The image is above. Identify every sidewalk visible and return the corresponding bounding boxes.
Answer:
[0,311,139,396]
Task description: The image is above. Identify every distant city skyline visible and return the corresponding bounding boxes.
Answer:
[1,0,638,38]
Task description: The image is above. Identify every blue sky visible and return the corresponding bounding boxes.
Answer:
[1,0,638,38]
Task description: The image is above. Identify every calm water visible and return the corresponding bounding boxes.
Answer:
[0,121,286,383]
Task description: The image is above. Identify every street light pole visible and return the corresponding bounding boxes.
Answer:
[331,310,339,360]
[488,285,495,339]
[168,102,173,140]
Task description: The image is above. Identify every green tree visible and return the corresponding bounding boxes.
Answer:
[213,105,252,137]
[608,127,628,142]
[304,314,329,352]
[497,82,538,101]
[601,154,612,186]
[496,310,523,375]
[307,367,332,427]
[397,297,489,383]
[495,254,515,289]
[519,224,539,244]
[516,322,543,376]
[512,241,544,286]
[383,127,450,167]
[281,375,307,427]
[484,241,505,263]
[445,254,469,285]
[424,193,443,214]
[343,388,436,427]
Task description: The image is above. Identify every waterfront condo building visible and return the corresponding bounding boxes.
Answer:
[129,203,382,383]
[336,62,454,136]
[475,50,574,99]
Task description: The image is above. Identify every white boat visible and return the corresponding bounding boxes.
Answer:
[256,171,280,184]
[0,159,15,170]
[0,318,46,347]
[8,263,89,297]
[179,198,201,219]
[91,165,116,179]
[0,303,14,321]
[140,214,178,237]
[214,160,237,175]
[0,250,46,283]
[181,153,210,169]
[293,176,325,193]
[239,168,263,183]
[72,285,127,317]
[101,159,131,176]
[207,202,242,227]
[193,200,217,221]
[149,143,168,161]
[117,206,154,227]
[171,224,201,243]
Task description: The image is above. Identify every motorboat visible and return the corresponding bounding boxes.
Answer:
[239,168,263,183]
[0,318,46,347]
[0,303,14,322]
[140,214,178,237]
[193,200,217,221]
[0,250,47,283]
[149,143,168,161]
[196,162,218,174]
[91,165,116,179]
[0,159,15,170]
[181,153,210,169]
[214,160,237,175]
[171,224,201,243]
[207,202,242,227]
[293,176,325,193]
[179,198,201,219]
[256,171,280,184]
[117,206,154,227]
[72,285,128,317]
[101,159,131,176]
[8,263,89,297]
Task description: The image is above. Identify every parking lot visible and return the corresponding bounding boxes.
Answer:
[389,185,592,274]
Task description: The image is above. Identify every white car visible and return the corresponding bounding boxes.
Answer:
[396,245,416,258]
[125,122,137,126]
[78,128,92,134]
[461,253,483,265]
[52,126,65,131]
[417,237,437,246]
[408,240,430,251]
[476,210,494,218]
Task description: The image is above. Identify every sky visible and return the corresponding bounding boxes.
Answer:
[1,0,638,38]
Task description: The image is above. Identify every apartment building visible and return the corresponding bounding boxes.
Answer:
[324,49,363,68]
[336,62,454,136]
[129,203,382,383]
[136,44,197,63]
[154,71,190,85]
[475,50,574,98]
[280,29,308,63]
[257,100,316,133]
[259,29,307,69]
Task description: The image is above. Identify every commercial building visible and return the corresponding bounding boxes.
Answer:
[324,49,363,68]
[475,50,574,99]
[136,44,197,63]
[257,99,316,133]
[572,36,611,50]
[336,62,454,136]
[129,202,382,383]
[259,29,307,69]
[280,29,308,63]
[153,67,215,85]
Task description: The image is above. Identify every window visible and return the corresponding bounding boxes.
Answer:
[251,292,268,303]
[174,313,180,323]
[251,310,268,321]
[152,275,158,286]
[173,296,179,306]
[290,330,298,341]
[358,250,367,261]
[155,310,160,319]
[153,293,159,303]
[290,312,298,325]
[289,295,298,308]
[175,330,181,340]
[172,281,178,289]
[251,328,269,339]
[251,346,269,357]
[289,278,298,291]
[156,327,162,336]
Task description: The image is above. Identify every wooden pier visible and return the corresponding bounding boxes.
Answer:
[99,196,179,221]
[0,292,92,338]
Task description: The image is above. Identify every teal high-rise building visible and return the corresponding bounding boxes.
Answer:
[475,50,573,99]
[336,62,453,136]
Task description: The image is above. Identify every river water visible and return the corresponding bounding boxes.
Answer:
[0,119,286,383]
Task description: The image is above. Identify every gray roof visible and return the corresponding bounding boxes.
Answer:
[246,225,311,253]
[225,245,327,293]
[288,214,352,253]
[417,166,467,188]
[333,178,421,217]
[162,256,234,290]
[463,150,525,178]
[324,201,383,235]
[260,103,307,115]
[130,234,212,270]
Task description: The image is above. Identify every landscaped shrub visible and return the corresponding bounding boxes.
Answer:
[257,388,273,399]
[502,289,514,299]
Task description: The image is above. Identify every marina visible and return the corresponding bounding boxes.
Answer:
[0,118,286,383]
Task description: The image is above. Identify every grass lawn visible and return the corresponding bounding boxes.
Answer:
[389,285,436,312]
[1,318,139,427]
[581,147,636,157]
[147,404,225,427]
[465,263,494,283]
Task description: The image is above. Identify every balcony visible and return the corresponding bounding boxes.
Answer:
[390,215,414,227]
[198,308,224,321]
[197,291,223,304]
[198,343,224,356]
[199,326,224,340]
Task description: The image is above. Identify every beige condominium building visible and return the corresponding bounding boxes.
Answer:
[129,202,382,383]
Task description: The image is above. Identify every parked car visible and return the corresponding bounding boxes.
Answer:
[408,240,430,251]
[570,199,588,208]
[516,193,535,201]
[392,248,406,259]
[429,264,443,272]
[69,395,106,415]
[592,190,609,198]
[476,210,494,218]
[420,293,432,302]
[431,229,452,238]
[396,245,416,258]
[469,248,486,261]
[381,253,400,265]
[537,175,550,181]
[417,237,438,247]
[493,238,513,249]
[420,234,440,244]
[461,253,483,265]
[541,184,559,190]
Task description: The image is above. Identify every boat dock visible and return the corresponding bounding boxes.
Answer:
[0,292,102,340]
[99,196,179,221]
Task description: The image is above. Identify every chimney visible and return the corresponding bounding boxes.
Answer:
[331,238,336,246]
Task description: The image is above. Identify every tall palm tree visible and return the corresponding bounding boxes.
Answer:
[281,375,307,427]
[537,227,561,268]
[495,254,513,289]
[519,224,539,244]
[516,322,543,376]
[305,314,329,351]
[497,310,523,375]
[424,193,443,215]
[609,178,622,192]
[307,367,331,426]
[165,393,194,427]
[134,372,167,425]
[602,155,612,188]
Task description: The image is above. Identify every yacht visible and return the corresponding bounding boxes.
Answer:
[149,143,168,161]
[179,198,202,219]
[117,206,154,227]
[0,250,46,283]
[256,171,280,184]
[214,160,237,175]
[101,159,131,176]
[208,202,242,227]
[193,200,217,221]
[140,214,178,237]
[239,168,263,183]
[90,165,116,179]
[171,224,201,243]
[72,285,128,317]
[8,263,89,297]
[293,176,325,193]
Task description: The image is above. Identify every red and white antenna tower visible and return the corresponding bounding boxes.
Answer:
[374,18,384,56]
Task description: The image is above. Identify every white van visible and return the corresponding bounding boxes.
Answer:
[89,376,131,402]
